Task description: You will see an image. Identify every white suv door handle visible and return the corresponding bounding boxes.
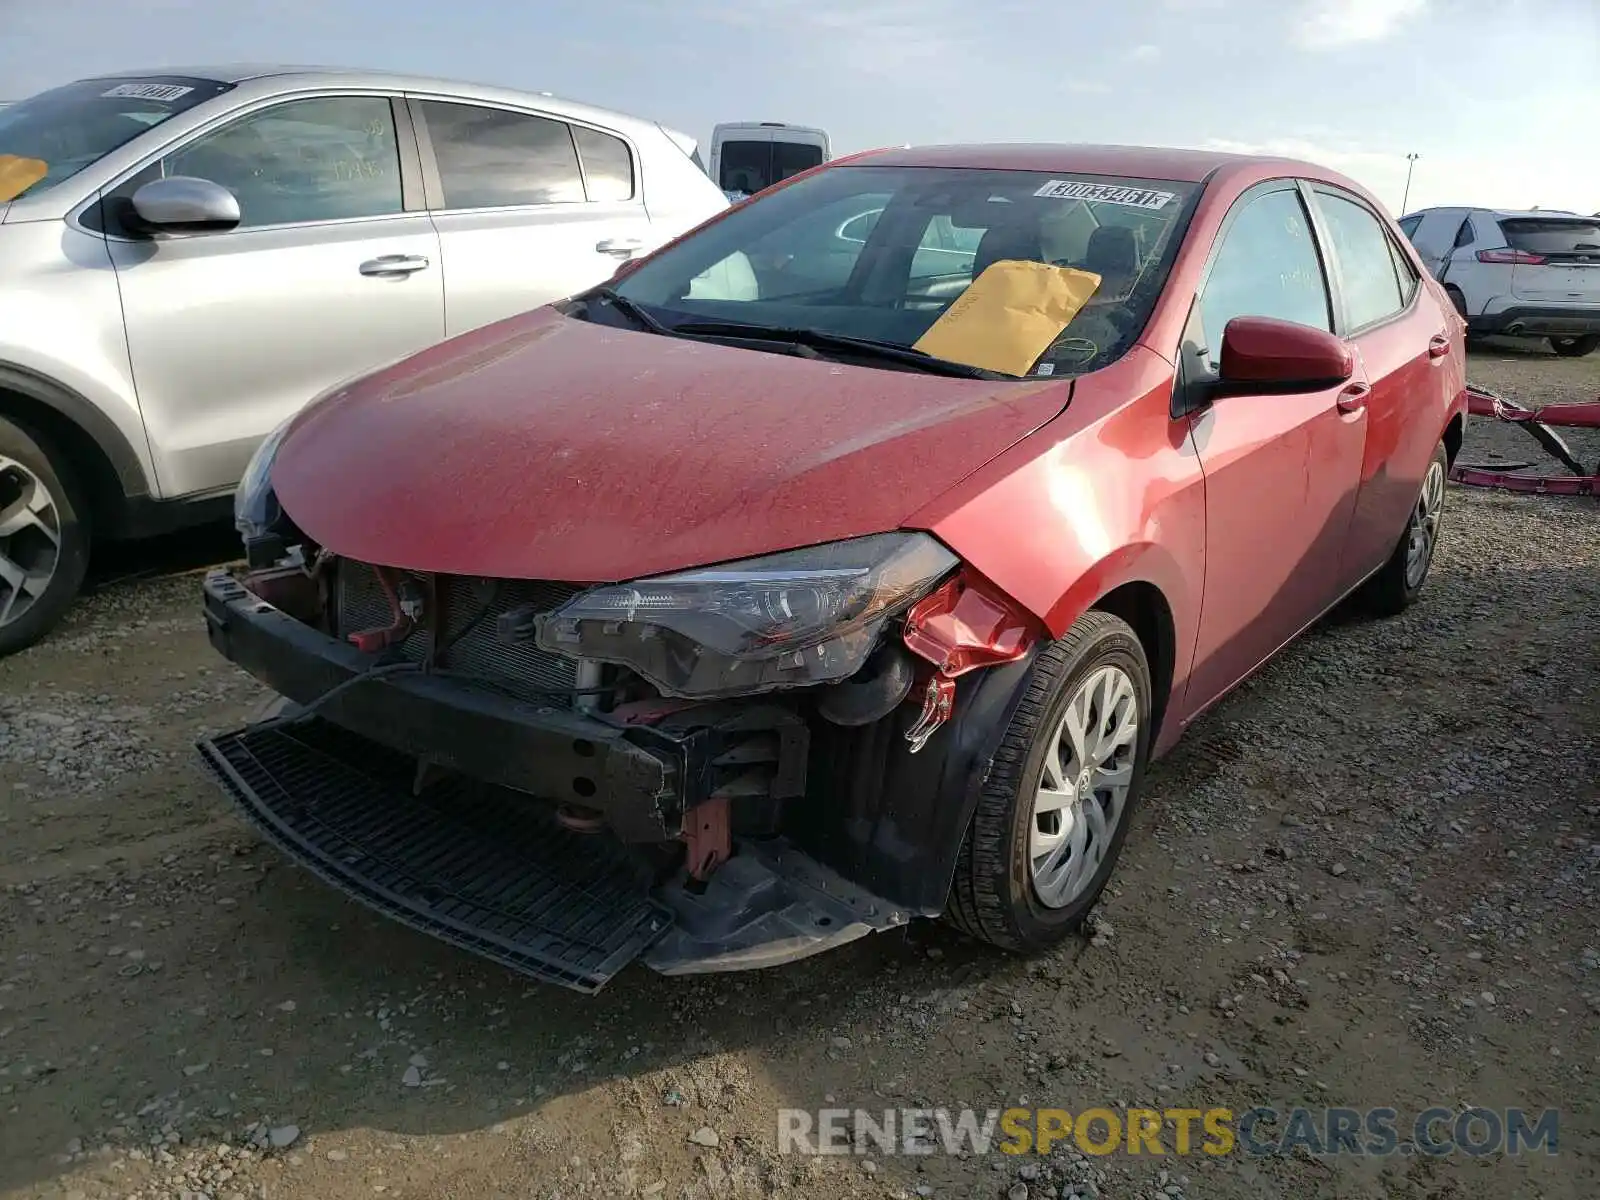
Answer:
[595,238,644,258]
[359,254,430,276]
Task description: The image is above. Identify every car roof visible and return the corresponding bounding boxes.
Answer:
[843,143,1334,184]
[1488,208,1594,220]
[1408,206,1594,220]
[80,65,669,138]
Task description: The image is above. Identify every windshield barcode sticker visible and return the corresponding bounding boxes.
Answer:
[1033,180,1177,210]
[101,83,195,101]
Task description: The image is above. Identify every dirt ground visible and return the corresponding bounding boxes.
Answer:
[2,339,1596,1200]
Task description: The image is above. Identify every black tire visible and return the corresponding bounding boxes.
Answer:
[0,415,92,658]
[1354,441,1448,618]
[1549,335,1600,358]
[946,609,1153,952]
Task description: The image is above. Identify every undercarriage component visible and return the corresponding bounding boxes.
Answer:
[643,838,910,975]
[905,675,956,753]
[682,796,731,880]
[815,643,916,727]
[555,804,607,833]
[240,561,324,626]
[344,563,415,651]
[334,561,584,700]
[198,718,671,992]
[1450,384,1600,496]
[194,713,906,990]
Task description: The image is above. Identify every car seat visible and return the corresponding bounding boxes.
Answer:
[1083,225,1139,287]
[971,219,1045,279]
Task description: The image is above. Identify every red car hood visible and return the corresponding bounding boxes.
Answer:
[272,309,1068,581]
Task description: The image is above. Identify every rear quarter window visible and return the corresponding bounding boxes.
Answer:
[572,125,634,202]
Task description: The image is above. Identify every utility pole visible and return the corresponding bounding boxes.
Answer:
[1400,152,1420,215]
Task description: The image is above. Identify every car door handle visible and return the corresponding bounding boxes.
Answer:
[359,254,430,276]
[1428,333,1451,359]
[1336,382,1370,414]
[595,238,644,258]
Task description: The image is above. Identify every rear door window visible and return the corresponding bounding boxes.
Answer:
[1314,191,1406,330]
[417,100,584,209]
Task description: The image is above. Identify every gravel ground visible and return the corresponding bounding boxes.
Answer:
[1,340,1595,1200]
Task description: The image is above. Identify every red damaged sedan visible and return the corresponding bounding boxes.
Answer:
[201,144,1467,991]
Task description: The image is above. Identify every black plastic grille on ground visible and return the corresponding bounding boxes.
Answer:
[197,719,671,993]
[336,562,581,699]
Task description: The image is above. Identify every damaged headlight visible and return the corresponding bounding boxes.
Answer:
[234,416,293,542]
[535,532,959,699]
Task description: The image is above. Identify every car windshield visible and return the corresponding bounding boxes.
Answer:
[607,164,1200,377]
[0,76,231,200]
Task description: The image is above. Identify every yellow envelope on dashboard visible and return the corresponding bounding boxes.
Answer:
[0,155,49,202]
[914,260,1101,377]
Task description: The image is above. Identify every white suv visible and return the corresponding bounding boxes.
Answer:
[1398,207,1600,357]
[0,67,728,655]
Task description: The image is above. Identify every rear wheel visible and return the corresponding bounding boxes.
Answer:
[1354,441,1448,618]
[946,610,1152,952]
[0,415,91,658]
[1549,335,1600,358]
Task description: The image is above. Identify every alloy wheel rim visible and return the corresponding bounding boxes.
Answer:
[0,456,62,629]
[1030,665,1140,909]
[1404,460,1446,590]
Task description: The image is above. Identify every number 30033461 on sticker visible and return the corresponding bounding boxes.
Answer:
[1032,179,1176,210]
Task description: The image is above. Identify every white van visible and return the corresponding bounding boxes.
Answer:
[708,122,830,200]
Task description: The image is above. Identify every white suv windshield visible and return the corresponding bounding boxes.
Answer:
[0,76,231,200]
[611,164,1199,377]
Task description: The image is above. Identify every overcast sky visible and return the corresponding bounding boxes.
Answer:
[3,0,1596,214]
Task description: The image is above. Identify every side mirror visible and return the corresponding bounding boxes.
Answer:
[130,176,241,234]
[1216,315,1353,395]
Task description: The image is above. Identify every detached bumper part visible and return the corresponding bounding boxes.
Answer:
[198,718,903,991]
[644,842,909,975]
[199,719,669,992]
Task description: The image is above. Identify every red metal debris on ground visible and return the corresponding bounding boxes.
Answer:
[1451,384,1600,496]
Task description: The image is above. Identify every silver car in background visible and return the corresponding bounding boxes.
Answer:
[0,66,728,655]
[1398,207,1600,357]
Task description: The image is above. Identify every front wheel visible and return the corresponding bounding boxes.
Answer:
[946,610,1152,952]
[1549,335,1599,358]
[1354,440,1448,618]
[0,415,91,658]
